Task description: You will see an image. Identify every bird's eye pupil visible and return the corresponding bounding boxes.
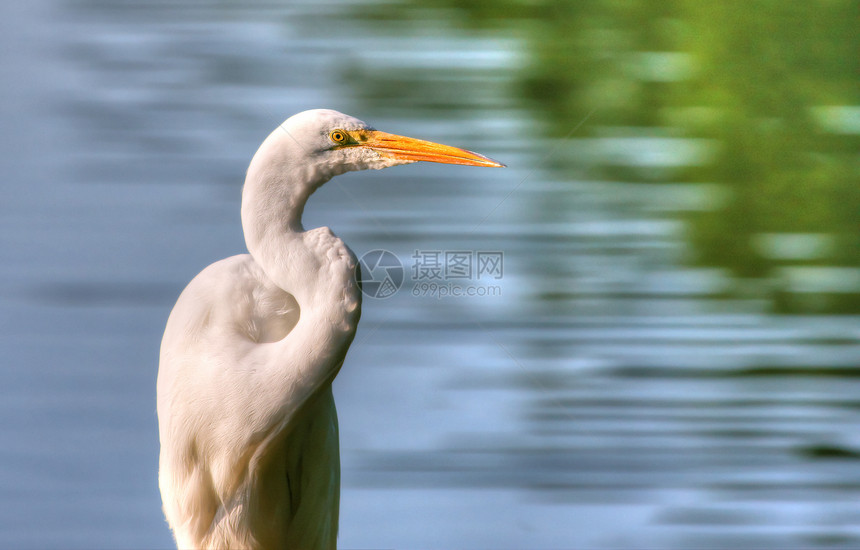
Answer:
[330,130,347,144]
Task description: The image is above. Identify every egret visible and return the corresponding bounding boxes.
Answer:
[157,109,503,549]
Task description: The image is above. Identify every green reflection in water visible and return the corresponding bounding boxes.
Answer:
[347,0,858,313]
[669,3,859,313]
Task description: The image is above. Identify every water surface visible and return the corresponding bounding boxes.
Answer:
[1,0,858,548]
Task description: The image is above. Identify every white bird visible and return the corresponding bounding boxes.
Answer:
[156,109,503,549]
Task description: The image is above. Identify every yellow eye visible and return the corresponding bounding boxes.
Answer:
[329,130,348,144]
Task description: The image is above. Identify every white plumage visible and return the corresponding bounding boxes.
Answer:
[157,109,502,549]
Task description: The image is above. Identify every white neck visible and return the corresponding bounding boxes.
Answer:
[242,129,327,238]
[237,124,362,408]
[239,127,359,313]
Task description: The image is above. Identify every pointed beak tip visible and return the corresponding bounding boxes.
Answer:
[481,157,506,168]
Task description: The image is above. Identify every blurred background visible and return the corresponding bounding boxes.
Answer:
[1,0,858,548]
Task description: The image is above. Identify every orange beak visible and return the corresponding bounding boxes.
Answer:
[353,130,505,168]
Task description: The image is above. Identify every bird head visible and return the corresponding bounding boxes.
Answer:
[275,109,505,178]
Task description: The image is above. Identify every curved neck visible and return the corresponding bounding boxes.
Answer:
[241,131,333,256]
[239,127,365,319]
[239,129,358,314]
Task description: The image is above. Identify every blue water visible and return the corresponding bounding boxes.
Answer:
[1,1,858,548]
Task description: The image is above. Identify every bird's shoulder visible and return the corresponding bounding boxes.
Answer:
[164,254,300,348]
